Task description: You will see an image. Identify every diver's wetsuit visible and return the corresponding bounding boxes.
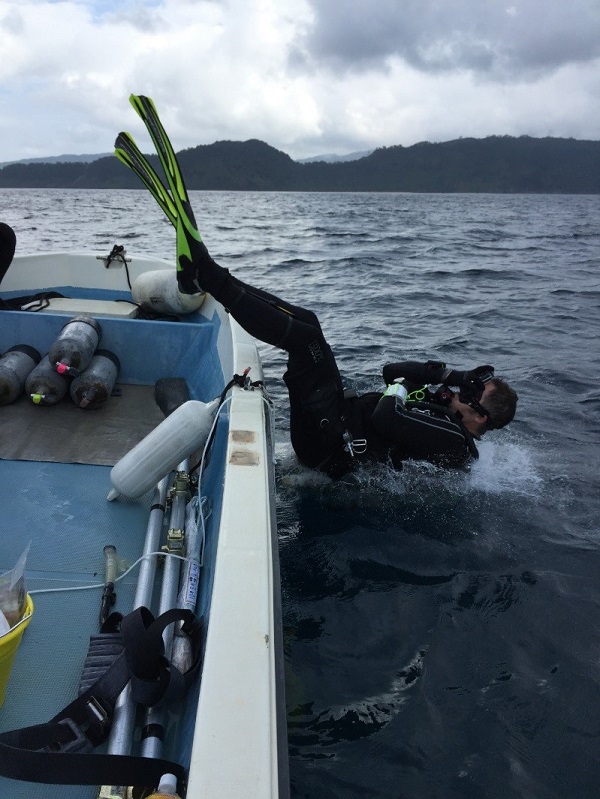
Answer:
[195,254,479,479]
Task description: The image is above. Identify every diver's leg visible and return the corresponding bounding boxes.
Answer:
[195,250,349,473]
[195,252,327,357]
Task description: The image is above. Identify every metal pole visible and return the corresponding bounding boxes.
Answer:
[99,545,118,629]
[140,461,190,760]
[98,475,170,799]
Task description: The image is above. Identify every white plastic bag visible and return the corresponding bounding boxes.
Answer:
[0,543,30,628]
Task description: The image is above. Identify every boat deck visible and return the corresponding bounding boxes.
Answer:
[0,383,164,463]
[0,297,229,798]
[1,458,149,728]
[0,255,287,799]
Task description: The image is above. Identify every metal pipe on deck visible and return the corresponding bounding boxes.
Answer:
[101,475,170,783]
[140,462,190,761]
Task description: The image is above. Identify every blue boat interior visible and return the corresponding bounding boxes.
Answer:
[0,290,230,798]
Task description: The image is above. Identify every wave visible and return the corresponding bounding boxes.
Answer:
[288,648,427,749]
[550,288,600,299]
[423,266,522,279]
[467,227,519,240]
[110,230,145,240]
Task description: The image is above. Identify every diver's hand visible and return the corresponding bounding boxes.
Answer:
[442,365,494,393]
[468,365,495,385]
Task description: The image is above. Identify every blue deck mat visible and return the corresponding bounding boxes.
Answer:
[0,459,154,798]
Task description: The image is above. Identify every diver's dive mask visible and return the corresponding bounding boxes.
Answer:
[438,368,496,427]
[458,368,495,426]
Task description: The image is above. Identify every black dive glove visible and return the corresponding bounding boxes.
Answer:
[441,365,494,393]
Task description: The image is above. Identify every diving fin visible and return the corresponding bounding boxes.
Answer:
[128,94,208,295]
[114,132,177,227]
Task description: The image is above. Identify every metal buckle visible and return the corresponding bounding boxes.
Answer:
[81,696,112,746]
[350,438,367,455]
[46,718,94,754]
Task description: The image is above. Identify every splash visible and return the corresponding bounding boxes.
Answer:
[276,443,332,489]
[469,439,543,497]
[276,437,543,505]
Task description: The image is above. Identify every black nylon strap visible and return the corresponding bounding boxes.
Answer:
[0,605,201,789]
[122,607,200,707]
[0,291,65,311]
[0,744,186,787]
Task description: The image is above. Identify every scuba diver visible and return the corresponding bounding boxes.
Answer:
[179,244,518,478]
[117,94,519,480]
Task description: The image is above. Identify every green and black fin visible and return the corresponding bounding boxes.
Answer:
[128,94,206,295]
[114,132,177,227]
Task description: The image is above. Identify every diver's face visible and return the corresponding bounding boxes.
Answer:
[450,383,495,437]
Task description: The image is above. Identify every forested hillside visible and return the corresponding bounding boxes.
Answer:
[1,135,598,193]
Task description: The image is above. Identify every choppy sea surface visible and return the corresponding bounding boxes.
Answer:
[1,188,600,798]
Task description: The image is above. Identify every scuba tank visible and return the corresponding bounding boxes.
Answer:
[146,773,181,799]
[108,398,219,500]
[131,270,205,316]
[69,349,120,410]
[0,345,41,405]
[48,315,101,376]
[25,354,70,405]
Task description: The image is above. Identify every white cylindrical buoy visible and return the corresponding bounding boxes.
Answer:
[131,270,205,315]
[0,345,41,405]
[49,315,101,376]
[108,398,219,500]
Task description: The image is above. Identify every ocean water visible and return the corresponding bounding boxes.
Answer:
[1,188,599,798]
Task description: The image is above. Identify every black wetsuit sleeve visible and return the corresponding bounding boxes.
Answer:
[382,361,446,387]
[369,394,475,468]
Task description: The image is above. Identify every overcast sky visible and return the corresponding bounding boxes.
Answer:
[1,0,599,163]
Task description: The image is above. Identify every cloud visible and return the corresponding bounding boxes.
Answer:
[300,0,600,80]
[0,0,318,158]
[0,0,599,163]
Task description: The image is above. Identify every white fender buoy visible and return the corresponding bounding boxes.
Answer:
[131,270,205,315]
[107,398,219,500]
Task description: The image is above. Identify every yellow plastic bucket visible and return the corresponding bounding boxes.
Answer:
[0,594,34,707]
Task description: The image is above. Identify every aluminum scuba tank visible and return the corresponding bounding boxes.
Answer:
[0,345,41,405]
[25,353,70,405]
[107,398,219,500]
[48,315,101,376]
[145,773,181,798]
[70,349,120,409]
[131,270,205,316]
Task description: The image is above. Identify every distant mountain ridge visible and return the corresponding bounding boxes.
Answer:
[0,153,112,169]
[1,135,599,193]
[297,149,374,163]
[1,150,367,168]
